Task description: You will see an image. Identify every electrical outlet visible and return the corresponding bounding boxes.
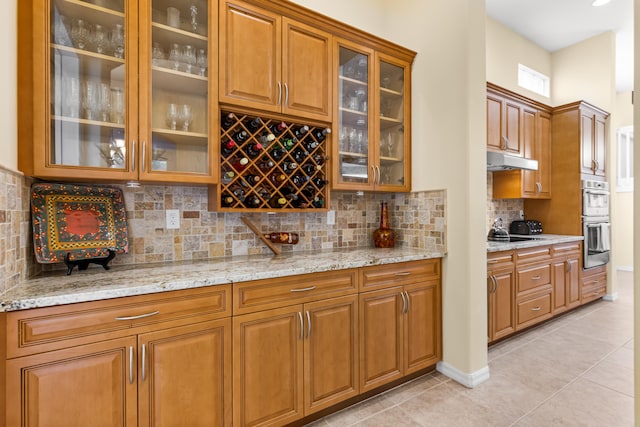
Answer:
[519,210,525,220]
[166,209,180,229]
[327,210,336,225]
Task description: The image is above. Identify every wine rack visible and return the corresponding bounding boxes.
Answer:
[211,110,330,211]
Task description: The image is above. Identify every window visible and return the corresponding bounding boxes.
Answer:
[518,64,550,98]
[617,126,634,192]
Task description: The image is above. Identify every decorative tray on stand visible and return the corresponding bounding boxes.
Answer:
[31,183,129,275]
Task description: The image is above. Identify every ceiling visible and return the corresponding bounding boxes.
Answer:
[486,0,634,92]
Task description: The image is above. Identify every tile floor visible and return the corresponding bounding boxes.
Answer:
[310,270,634,426]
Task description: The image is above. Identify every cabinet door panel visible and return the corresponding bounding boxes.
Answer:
[489,269,516,341]
[139,319,232,427]
[6,337,137,427]
[486,95,504,151]
[404,281,441,374]
[233,306,304,427]
[304,296,358,415]
[219,1,281,111]
[282,18,332,120]
[504,101,522,155]
[581,113,595,174]
[566,257,581,308]
[359,287,403,393]
[594,115,607,176]
[552,260,568,312]
[521,107,537,194]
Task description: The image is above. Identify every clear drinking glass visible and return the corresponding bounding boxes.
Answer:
[196,48,207,76]
[152,42,165,65]
[180,104,193,131]
[110,87,124,124]
[63,75,81,118]
[70,19,89,50]
[82,80,100,120]
[111,24,125,59]
[189,4,198,33]
[169,43,181,70]
[99,83,111,122]
[166,103,178,130]
[182,45,196,74]
[93,24,108,54]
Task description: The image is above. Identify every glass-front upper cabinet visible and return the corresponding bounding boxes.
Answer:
[376,53,410,192]
[47,0,137,180]
[138,0,216,183]
[332,41,411,192]
[333,41,374,190]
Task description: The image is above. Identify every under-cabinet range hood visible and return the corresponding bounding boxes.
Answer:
[486,151,538,171]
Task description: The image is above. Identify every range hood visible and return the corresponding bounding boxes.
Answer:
[486,151,538,171]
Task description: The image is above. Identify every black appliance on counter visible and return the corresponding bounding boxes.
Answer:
[509,220,543,235]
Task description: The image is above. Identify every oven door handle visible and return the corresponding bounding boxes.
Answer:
[584,189,610,196]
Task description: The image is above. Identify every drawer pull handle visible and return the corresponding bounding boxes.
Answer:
[290,286,317,293]
[590,281,600,285]
[395,272,411,276]
[531,275,541,280]
[531,306,541,311]
[115,310,160,321]
[129,346,134,384]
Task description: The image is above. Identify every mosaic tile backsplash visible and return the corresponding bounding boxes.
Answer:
[0,165,446,287]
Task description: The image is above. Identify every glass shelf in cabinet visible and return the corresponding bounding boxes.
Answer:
[151,67,207,94]
[379,155,403,163]
[339,75,367,86]
[152,129,209,144]
[152,22,208,44]
[52,45,126,81]
[379,86,403,97]
[57,0,125,26]
[52,115,126,128]
[379,116,403,129]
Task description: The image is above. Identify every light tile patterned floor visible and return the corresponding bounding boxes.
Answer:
[309,271,634,426]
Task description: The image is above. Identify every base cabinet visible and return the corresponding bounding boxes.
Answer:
[551,242,581,314]
[487,251,516,343]
[581,265,607,303]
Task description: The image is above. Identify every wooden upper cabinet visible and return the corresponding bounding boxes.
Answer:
[18,0,218,183]
[581,108,608,177]
[219,0,332,121]
[486,86,523,156]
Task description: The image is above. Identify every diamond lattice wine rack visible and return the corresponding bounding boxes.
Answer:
[210,110,331,211]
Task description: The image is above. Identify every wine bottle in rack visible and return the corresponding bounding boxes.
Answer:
[290,196,309,209]
[269,172,287,185]
[228,184,246,202]
[258,158,275,171]
[258,133,275,145]
[302,163,320,175]
[311,177,329,188]
[221,139,237,157]
[221,112,236,130]
[231,156,249,172]
[270,147,285,160]
[313,128,331,141]
[244,193,262,208]
[268,195,287,208]
[291,174,309,187]
[221,193,235,207]
[281,137,297,151]
[270,121,287,135]
[245,174,262,185]
[232,130,248,143]
[293,125,309,139]
[246,142,263,158]
[244,117,262,131]
[282,161,298,174]
[312,198,325,208]
[292,148,309,163]
[255,186,271,200]
[312,154,327,165]
[221,170,235,184]
[304,140,319,152]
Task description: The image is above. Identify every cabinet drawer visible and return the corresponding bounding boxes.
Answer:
[487,251,514,271]
[552,242,581,256]
[6,285,231,358]
[515,246,551,264]
[233,269,357,315]
[359,259,440,292]
[517,263,551,294]
[516,292,552,328]
[581,268,606,303]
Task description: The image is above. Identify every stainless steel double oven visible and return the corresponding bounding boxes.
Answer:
[582,180,610,268]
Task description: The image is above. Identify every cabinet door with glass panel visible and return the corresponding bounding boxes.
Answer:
[333,40,375,190]
[375,52,410,192]
[138,0,217,183]
[40,0,138,180]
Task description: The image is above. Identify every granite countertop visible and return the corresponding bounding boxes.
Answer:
[487,234,584,253]
[0,247,445,312]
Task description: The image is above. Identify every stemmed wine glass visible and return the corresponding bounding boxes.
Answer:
[180,104,193,131]
[111,24,125,59]
[190,4,198,33]
[196,48,207,76]
[110,87,124,124]
[82,80,99,120]
[166,103,178,130]
[99,83,111,122]
[169,43,181,70]
[70,19,89,50]
[182,45,196,74]
[93,24,108,54]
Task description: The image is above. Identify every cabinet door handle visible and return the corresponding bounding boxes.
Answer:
[115,310,160,321]
[290,286,316,293]
[131,140,136,172]
[489,275,497,294]
[404,291,411,313]
[306,310,311,338]
[284,83,289,107]
[400,291,407,314]
[142,140,147,172]
[298,312,303,340]
[129,346,134,384]
[565,260,572,273]
[536,182,542,193]
[531,307,541,311]
[501,136,508,150]
[277,82,282,106]
[376,165,381,184]
[141,343,147,381]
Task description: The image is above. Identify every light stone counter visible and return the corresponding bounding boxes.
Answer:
[0,247,445,312]
[487,234,583,253]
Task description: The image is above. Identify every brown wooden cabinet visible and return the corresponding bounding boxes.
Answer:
[487,251,516,343]
[490,83,552,199]
[232,270,359,426]
[4,286,232,427]
[18,0,219,183]
[551,242,581,314]
[581,264,607,304]
[358,260,441,392]
[219,0,332,121]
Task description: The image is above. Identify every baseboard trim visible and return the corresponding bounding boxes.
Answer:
[436,361,490,388]
[616,266,633,272]
[603,292,618,301]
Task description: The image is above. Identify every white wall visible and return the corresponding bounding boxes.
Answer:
[0,0,17,171]
[485,17,552,105]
